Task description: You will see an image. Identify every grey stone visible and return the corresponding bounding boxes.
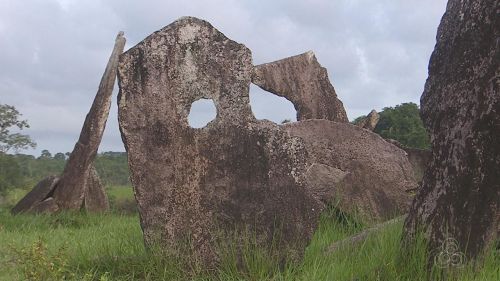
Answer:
[12,32,125,214]
[284,120,416,222]
[356,109,380,131]
[11,176,59,214]
[252,51,349,122]
[404,0,500,262]
[54,32,125,210]
[118,17,324,268]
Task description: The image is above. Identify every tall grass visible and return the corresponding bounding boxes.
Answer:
[0,188,498,281]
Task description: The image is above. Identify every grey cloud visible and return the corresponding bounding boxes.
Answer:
[0,0,447,155]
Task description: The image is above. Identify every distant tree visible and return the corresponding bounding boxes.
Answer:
[281,119,291,124]
[39,149,52,159]
[53,152,66,160]
[0,153,23,194]
[0,104,36,153]
[374,102,430,149]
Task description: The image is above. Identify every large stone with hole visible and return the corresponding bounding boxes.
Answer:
[252,51,349,122]
[118,17,324,268]
[403,0,499,262]
[284,120,416,222]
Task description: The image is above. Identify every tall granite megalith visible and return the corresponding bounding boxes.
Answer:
[404,0,499,262]
[118,17,324,267]
[12,32,126,214]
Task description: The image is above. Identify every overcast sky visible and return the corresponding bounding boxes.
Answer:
[0,0,448,156]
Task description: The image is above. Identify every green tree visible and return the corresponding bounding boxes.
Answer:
[54,152,66,160]
[0,104,36,153]
[374,102,430,149]
[0,153,24,194]
[39,149,52,159]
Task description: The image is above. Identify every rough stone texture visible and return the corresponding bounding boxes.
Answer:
[252,52,349,122]
[404,148,431,183]
[404,0,499,262]
[83,166,110,212]
[284,120,416,221]
[52,32,125,210]
[356,109,380,131]
[31,197,60,214]
[11,165,109,214]
[383,139,431,183]
[118,17,324,267]
[11,176,59,214]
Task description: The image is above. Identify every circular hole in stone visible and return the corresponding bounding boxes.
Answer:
[188,98,217,128]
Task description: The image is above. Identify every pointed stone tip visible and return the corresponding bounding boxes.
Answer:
[116,31,126,41]
[305,50,315,59]
[175,16,208,25]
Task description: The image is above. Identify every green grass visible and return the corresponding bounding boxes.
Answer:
[106,185,134,201]
[0,189,498,281]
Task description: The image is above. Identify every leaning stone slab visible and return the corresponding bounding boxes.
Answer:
[11,175,59,214]
[252,51,349,122]
[31,197,59,214]
[118,17,324,268]
[53,32,126,210]
[12,32,125,214]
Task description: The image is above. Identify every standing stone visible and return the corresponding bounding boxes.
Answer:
[356,109,380,131]
[118,17,324,267]
[404,0,499,262]
[53,32,126,210]
[252,51,349,122]
[12,32,125,214]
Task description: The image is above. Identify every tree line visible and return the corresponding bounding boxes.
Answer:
[0,151,130,194]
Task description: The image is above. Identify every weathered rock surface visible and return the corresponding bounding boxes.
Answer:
[31,197,59,214]
[118,17,324,267]
[53,32,125,210]
[11,175,59,214]
[11,166,109,214]
[356,109,380,131]
[404,147,431,183]
[404,0,500,262]
[284,120,416,221]
[12,32,124,214]
[383,139,431,183]
[83,166,109,212]
[252,51,349,122]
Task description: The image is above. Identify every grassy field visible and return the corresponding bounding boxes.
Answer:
[0,186,498,281]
